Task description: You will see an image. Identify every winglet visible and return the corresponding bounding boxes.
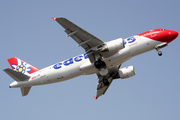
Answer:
[51,17,57,21]
[94,96,98,100]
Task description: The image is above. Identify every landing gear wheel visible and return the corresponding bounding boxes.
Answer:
[103,79,109,86]
[94,61,101,69]
[94,59,106,69]
[158,51,162,56]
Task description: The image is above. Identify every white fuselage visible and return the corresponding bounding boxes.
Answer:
[10,35,162,88]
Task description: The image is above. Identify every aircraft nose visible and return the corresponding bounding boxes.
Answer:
[169,30,178,40]
[166,30,178,43]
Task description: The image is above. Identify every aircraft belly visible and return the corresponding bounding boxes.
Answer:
[128,37,162,57]
[79,60,97,75]
[47,63,85,83]
[105,45,130,69]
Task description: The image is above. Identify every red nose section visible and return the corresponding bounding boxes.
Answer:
[168,30,178,43]
[138,29,178,43]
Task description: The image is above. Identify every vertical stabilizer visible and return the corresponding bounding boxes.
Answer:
[7,57,40,76]
[4,57,38,96]
[21,87,31,96]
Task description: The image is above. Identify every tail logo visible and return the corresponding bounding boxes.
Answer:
[16,65,26,74]
[11,58,31,75]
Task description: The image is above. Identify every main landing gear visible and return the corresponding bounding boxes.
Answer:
[94,59,108,76]
[94,59,106,69]
[94,59,109,86]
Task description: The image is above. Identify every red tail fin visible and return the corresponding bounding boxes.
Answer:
[7,57,40,76]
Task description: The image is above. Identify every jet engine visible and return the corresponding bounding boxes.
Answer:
[118,66,135,79]
[100,38,125,52]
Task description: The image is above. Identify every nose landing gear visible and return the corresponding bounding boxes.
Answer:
[155,43,168,56]
[156,48,162,56]
[158,51,162,56]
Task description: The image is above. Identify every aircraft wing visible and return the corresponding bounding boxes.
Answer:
[95,74,114,98]
[54,17,121,99]
[95,66,120,99]
[53,17,114,62]
[54,17,104,47]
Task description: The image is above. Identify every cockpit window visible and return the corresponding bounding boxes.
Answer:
[161,29,166,31]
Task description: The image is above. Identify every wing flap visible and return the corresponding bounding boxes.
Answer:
[95,66,120,99]
[96,77,113,98]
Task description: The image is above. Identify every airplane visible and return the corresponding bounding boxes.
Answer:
[4,17,178,99]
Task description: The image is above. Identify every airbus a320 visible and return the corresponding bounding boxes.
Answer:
[4,17,178,99]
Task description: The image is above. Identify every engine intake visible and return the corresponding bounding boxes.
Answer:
[100,38,125,52]
[118,66,135,79]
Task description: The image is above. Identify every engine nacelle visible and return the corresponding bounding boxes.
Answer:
[118,66,135,79]
[101,38,125,52]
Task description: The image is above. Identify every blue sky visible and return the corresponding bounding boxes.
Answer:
[1,0,180,120]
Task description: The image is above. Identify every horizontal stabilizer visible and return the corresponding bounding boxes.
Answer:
[4,68,30,81]
[21,87,31,96]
